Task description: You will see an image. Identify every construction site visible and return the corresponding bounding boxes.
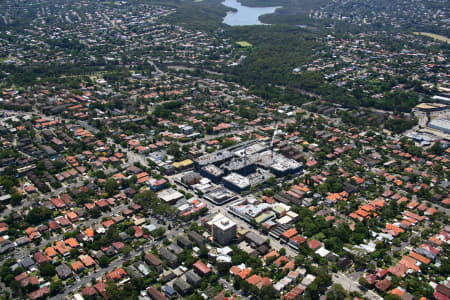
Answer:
[193,137,303,194]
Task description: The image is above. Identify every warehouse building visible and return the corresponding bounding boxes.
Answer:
[428,119,450,134]
[157,188,184,204]
[432,95,450,105]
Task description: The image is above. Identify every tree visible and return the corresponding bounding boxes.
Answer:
[120,245,132,257]
[50,280,64,296]
[10,280,23,298]
[314,270,332,294]
[10,192,22,206]
[405,276,433,298]
[70,248,80,258]
[134,190,175,216]
[39,262,56,277]
[295,254,305,266]
[266,255,278,266]
[384,295,402,300]
[232,250,249,265]
[326,284,347,300]
[126,226,135,236]
[99,256,109,268]
[105,280,122,300]
[260,285,278,300]
[205,125,213,135]
[199,246,208,259]
[217,261,229,275]
[167,143,183,161]
[305,282,319,299]
[151,227,166,238]
[439,258,450,276]
[26,207,53,225]
[0,175,18,192]
[358,276,370,289]
[130,276,145,291]
[267,176,276,186]
[429,142,444,155]
[384,118,417,133]
[336,223,351,243]
[0,258,16,285]
[105,179,118,196]
[89,206,102,218]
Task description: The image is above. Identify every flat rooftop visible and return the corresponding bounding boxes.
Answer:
[214,217,236,231]
[223,172,250,189]
[222,156,256,171]
[233,142,267,158]
[203,164,223,177]
[196,150,232,166]
[257,150,302,171]
[157,188,184,202]
[429,118,450,130]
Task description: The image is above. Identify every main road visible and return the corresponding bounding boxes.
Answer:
[332,272,383,300]
[49,245,148,300]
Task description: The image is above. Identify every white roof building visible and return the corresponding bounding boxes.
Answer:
[158,188,184,203]
[315,247,330,257]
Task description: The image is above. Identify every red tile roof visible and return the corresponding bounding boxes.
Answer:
[193,260,211,275]
[376,279,392,292]
[307,239,321,250]
[281,228,298,239]
[246,274,262,286]
[106,268,127,281]
[28,286,49,300]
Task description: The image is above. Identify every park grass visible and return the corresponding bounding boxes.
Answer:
[413,32,449,43]
[236,41,252,47]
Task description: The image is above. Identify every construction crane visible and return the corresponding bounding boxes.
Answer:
[270,122,279,163]
[243,141,248,175]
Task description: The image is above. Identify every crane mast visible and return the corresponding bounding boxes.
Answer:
[271,122,279,163]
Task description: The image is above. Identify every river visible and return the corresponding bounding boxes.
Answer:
[222,0,281,26]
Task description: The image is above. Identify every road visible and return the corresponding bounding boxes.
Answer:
[8,106,445,300]
[112,120,285,168]
[50,227,169,300]
[13,202,131,262]
[148,59,165,77]
[163,167,299,258]
[50,245,148,300]
[203,196,298,258]
[332,272,382,300]
[0,179,85,219]
[78,120,100,134]
[1,104,296,298]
